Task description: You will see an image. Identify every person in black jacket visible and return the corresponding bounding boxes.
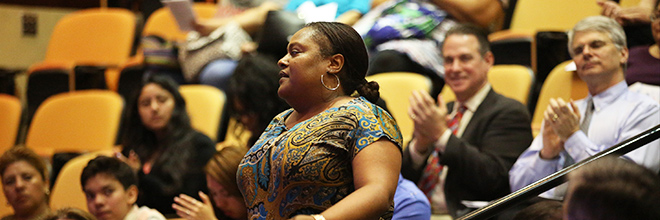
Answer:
[119,74,215,217]
[402,23,533,217]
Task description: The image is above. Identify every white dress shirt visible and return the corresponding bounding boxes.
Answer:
[509,81,660,200]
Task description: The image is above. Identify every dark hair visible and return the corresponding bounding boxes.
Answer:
[227,53,290,143]
[80,156,138,190]
[304,22,380,103]
[513,200,563,220]
[204,145,247,198]
[0,146,48,183]
[565,156,660,220]
[444,23,491,56]
[120,74,196,193]
[45,207,97,220]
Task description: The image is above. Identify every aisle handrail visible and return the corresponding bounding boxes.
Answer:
[457,124,660,220]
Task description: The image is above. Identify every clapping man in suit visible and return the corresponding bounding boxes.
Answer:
[402,23,534,218]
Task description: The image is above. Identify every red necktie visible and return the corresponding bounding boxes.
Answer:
[418,105,467,200]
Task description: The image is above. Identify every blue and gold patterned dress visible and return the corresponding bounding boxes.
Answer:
[237,96,402,220]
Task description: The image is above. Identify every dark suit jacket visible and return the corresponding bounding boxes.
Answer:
[401,89,533,218]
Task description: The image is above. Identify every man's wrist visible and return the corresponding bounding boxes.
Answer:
[539,148,560,160]
[412,138,432,155]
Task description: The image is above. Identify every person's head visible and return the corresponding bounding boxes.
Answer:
[513,200,563,220]
[564,156,660,220]
[124,74,191,139]
[0,146,50,217]
[45,207,97,220]
[80,156,139,220]
[652,3,660,45]
[567,16,628,85]
[204,146,248,220]
[228,53,290,137]
[277,22,380,104]
[442,23,494,102]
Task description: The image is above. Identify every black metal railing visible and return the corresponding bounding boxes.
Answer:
[457,124,660,220]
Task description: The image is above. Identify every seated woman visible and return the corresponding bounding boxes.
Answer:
[225,53,290,145]
[237,22,402,219]
[353,0,507,96]
[194,0,369,90]
[119,74,216,217]
[0,146,51,220]
[173,146,248,220]
[598,0,658,48]
[625,3,660,86]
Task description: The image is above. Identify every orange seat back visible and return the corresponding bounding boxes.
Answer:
[25,90,123,157]
[0,94,21,153]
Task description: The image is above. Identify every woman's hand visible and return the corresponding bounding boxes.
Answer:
[192,19,220,36]
[115,150,141,173]
[173,192,218,220]
[598,0,654,25]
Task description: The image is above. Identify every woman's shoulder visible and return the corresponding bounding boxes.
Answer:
[190,131,216,151]
[191,131,214,144]
[343,97,403,148]
[344,97,396,120]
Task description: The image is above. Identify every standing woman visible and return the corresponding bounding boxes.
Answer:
[0,147,51,220]
[120,74,216,216]
[237,22,403,220]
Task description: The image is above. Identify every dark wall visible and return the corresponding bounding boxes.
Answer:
[0,0,101,8]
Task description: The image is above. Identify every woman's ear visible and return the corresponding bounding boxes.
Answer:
[327,54,345,74]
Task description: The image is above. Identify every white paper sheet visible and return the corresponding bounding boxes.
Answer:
[295,1,337,23]
[162,0,197,31]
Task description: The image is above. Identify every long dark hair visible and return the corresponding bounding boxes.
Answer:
[305,22,380,102]
[121,74,195,193]
[227,54,289,144]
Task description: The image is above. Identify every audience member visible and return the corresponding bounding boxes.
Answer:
[192,0,286,37]
[225,53,290,145]
[598,0,658,47]
[45,208,97,220]
[509,16,660,200]
[237,22,402,219]
[0,147,51,220]
[511,200,562,220]
[354,0,508,96]
[564,156,660,220]
[401,23,533,217]
[119,74,216,216]
[625,3,660,86]
[173,146,248,220]
[193,0,283,89]
[81,156,166,220]
[393,174,431,220]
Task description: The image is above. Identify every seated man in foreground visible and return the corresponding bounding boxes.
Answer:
[509,15,660,200]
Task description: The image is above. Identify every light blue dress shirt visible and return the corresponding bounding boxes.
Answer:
[509,81,660,200]
[394,174,432,220]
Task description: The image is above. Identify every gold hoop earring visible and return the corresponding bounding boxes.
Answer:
[321,73,340,91]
